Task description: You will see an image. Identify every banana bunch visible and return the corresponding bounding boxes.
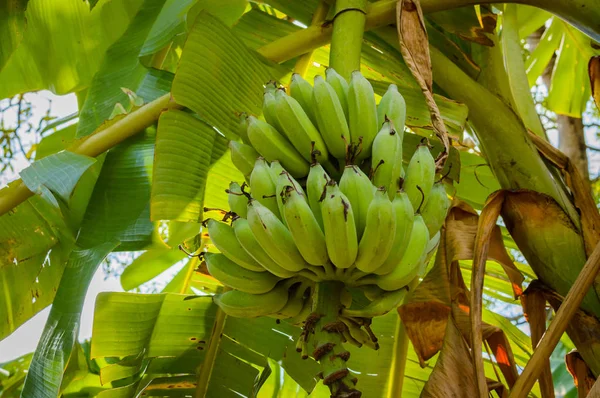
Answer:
[206,69,452,396]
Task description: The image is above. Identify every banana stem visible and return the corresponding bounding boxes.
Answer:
[329,0,368,79]
[293,1,330,77]
[309,281,360,397]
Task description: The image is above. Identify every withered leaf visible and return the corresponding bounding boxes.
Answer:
[420,316,480,398]
[590,56,600,112]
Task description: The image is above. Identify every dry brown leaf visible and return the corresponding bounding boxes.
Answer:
[471,191,506,396]
[590,56,600,112]
[589,377,600,397]
[530,280,600,377]
[396,0,450,171]
[420,316,479,398]
[521,286,555,398]
[565,351,596,396]
[399,201,520,388]
[446,199,524,298]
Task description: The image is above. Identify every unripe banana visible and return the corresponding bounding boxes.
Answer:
[377,84,406,140]
[347,71,378,161]
[232,218,296,278]
[325,68,349,119]
[206,219,264,272]
[247,199,308,272]
[249,158,280,219]
[340,318,378,350]
[246,116,309,178]
[339,165,374,239]
[306,162,329,230]
[205,253,279,294]
[320,180,358,269]
[312,75,350,160]
[237,112,251,144]
[375,215,429,291]
[374,190,415,275]
[371,120,403,199]
[270,280,310,320]
[403,142,435,211]
[360,285,386,301]
[227,182,248,218]
[286,295,312,326]
[213,283,289,318]
[274,166,304,223]
[263,83,283,131]
[354,188,397,273]
[421,182,450,237]
[342,288,407,318]
[289,73,317,126]
[230,141,259,179]
[273,89,329,164]
[282,186,329,266]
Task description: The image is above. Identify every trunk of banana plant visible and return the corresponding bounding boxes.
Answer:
[429,45,600,375]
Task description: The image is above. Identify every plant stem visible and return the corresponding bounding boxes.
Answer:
[194,288,230,398]
[0,93,178,217]
[310,281,360,397]
[329,0,368,79]
[294,1,330,77]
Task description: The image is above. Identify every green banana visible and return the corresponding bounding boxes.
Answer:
[263,83,283,131]
[232,217,296,278]
[273,89,329,164]
[360,285,386,301]
[340,317,378,350]
[289,73,317,126]
[227,181,248,218]
[347,71,378,161]
[229,141,259,179]
[376,84,406,141]
[213,283,289,318]
[246,115,309,178]
[286,295,312,326]
[312,75,350,160]
[270,280,310,319]
[342,288,407,318]
[247,199,308,272]
[421,182,450,237]
[306,162,329,230]
[339,165,374,239]
[375,214,430,291]
[325,68,349,119]
[374,190,415,275]
[249,158,280,219]
[403,142,435,211]
[237,112,251,144]
[320,180,358,269]
[205,253,279,294]
[354,188,397,273]
[282,186,329,266]
[371,120,403,199]
[274,165,304,223]
[206,219,264,272]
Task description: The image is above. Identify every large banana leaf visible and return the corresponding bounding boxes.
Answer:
[0,0,144,98]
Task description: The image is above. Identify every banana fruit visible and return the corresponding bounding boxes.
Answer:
[282,186,329,266]
[290,74,317,126]
[421,181,450,237]
[227,182,248,218]
[377,84,406,141]
[339,165,374,239]
[371,120,403,199]
[347,71,378,161]
[320,180,358,269]
[213,282,289,318]
[206,219,263,272]
[312,75,350,161]
[229,140,259,179]
[205,253,279,294]
[354,188,396,273]
[403,141,436,211]
[246,116,309,178]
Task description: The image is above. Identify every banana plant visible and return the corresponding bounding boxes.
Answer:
[1,0,600,396]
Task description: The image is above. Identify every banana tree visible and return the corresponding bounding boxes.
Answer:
[1,0,600,397]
